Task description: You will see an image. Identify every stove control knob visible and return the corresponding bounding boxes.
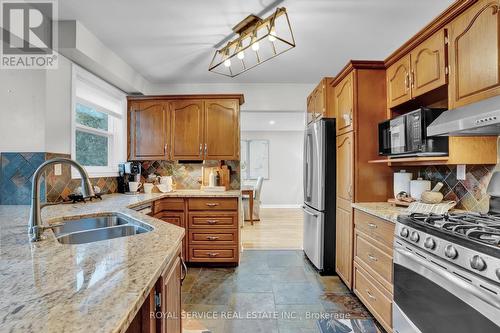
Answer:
[445,245,458,259]
[470,255,487,271]
[400,227,409,238]
[424,237,436,250]
[410,231,420,243]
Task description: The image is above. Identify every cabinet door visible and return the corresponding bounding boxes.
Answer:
[337,132,354,211]
[129,101,168,160]
[448,0,500,108]
[204,99,239,160]
[336,207,353,289]
[171,100,204,160]
[161,254,182,333]
[335,72,355,135]
[314,85,326,119]
[387,54,411,108]
[154,211,187,260]
[410,29,447,98]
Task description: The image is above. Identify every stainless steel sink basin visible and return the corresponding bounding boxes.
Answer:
[52,213,153,245]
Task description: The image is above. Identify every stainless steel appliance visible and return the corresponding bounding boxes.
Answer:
[394,212,500,333]
[378,108,448,157]
[427,94,500,136]
[118,162,141,193]
[303,118,336,274]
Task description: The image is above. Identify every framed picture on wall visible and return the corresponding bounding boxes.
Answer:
[240,139,269,180]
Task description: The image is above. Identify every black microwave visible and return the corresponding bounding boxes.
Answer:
[378,108,448,157]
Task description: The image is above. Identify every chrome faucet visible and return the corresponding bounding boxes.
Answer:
[29,158,95,242]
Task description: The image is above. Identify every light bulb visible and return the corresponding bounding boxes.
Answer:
[251,41,260,51]
[268,28,277,42]
[237,51,245,60]
[224,58,231,67]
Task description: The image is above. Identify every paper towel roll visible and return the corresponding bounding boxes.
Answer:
[394,170,413,199]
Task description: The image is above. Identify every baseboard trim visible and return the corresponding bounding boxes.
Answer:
[260,204,302,209]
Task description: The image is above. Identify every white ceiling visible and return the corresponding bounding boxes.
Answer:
[58,0,454,84]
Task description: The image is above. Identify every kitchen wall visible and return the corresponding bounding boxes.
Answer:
[241,130,303,207]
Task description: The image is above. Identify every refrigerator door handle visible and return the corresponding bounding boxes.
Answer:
[302,206,318,217]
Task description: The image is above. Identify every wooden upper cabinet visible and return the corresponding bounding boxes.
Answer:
[336,131,354,211]
[204,99,239,160]
[129,101,168,160]
[170,100,204,160]
[306,95,314,124]
[335,72,355,135]
[387,54,411,108]
[448,0,500,108]
[410,29,447,98]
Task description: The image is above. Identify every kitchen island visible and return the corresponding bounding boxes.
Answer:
[0,190,240,333]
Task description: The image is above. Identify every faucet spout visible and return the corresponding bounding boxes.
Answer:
[29,158,95,242]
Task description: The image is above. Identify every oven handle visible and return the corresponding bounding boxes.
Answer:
[394,245,500,311]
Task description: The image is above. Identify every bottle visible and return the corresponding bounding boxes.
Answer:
[215,171,220,186]
[209,168,216,187]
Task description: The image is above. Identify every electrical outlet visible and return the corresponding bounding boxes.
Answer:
[54,163,62,176]
[457,164,466,181]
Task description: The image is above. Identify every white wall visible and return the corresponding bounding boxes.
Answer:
[242,130,304,207]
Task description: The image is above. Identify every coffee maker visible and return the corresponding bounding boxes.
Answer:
[118,162,141,193]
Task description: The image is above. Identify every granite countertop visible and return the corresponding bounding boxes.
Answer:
[0,190,239,333]
[351,202,410,223]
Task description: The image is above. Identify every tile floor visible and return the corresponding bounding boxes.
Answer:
[182,250,384,333]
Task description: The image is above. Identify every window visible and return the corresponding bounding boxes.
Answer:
[241,139,269,180]
[71,65,126,178]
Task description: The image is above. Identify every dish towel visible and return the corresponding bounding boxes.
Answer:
[406,201,457,215]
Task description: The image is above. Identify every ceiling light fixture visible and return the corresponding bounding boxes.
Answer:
[209,7,295,77]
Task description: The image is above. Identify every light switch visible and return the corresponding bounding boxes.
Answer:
[54,163,62,176]
[457,164,466,181]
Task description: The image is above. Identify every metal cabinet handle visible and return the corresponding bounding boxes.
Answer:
[206,203,219,207]
[366,289,376,301]
[207,252,219,257]
[368,254,378,262]
[347,184,353,200]
[405,73,410,90]
[367,223,377,229]
[199,143,202,156]
[411,70,415,89]
[206,220,218,224]
[204,143,207,156]
[206,236,219,241]
[180,256,187,284]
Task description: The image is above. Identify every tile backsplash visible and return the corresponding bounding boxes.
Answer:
[138,160,241,190]
[410,165,495,213]
[0,152,118,205]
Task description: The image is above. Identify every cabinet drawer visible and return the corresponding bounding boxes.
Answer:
[353,263,392,332]
[188,198,238,211]
[189,229,237,245]
[153,198,185,213]
[355,231,393,291]
[188,212,238,228]
[188,246,238,262]
[354,210,394,252]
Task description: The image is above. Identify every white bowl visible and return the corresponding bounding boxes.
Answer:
[157,184,172,193]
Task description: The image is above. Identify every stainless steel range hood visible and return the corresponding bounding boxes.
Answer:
[427,95,500,136]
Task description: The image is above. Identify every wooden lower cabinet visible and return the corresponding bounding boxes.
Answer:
[353,209,395,333]
[335,207,353,288]
[153,197,240,265]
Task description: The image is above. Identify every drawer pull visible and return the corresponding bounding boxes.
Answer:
[206,220,218,225]
[207,252,219,257]
[368,254,378,262]
[367,223,377,229]
[206,236,219,241]
[206,203,219,207]
[365,289,376,301]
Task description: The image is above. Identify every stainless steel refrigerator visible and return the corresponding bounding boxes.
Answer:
[303,118,336,275]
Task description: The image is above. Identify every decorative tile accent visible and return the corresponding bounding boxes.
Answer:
[418,165,495,213]
[0,153,46,205]
[138,160,241,190]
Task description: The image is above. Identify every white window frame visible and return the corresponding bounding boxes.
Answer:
[71,64,126,178]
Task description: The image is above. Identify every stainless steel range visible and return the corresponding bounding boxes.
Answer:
[393,211,500,333]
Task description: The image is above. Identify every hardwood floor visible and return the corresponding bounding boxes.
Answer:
[241,208,303,250]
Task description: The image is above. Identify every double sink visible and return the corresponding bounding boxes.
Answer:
[51,213,153,245]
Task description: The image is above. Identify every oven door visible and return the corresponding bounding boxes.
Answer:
[393,241,500,333]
